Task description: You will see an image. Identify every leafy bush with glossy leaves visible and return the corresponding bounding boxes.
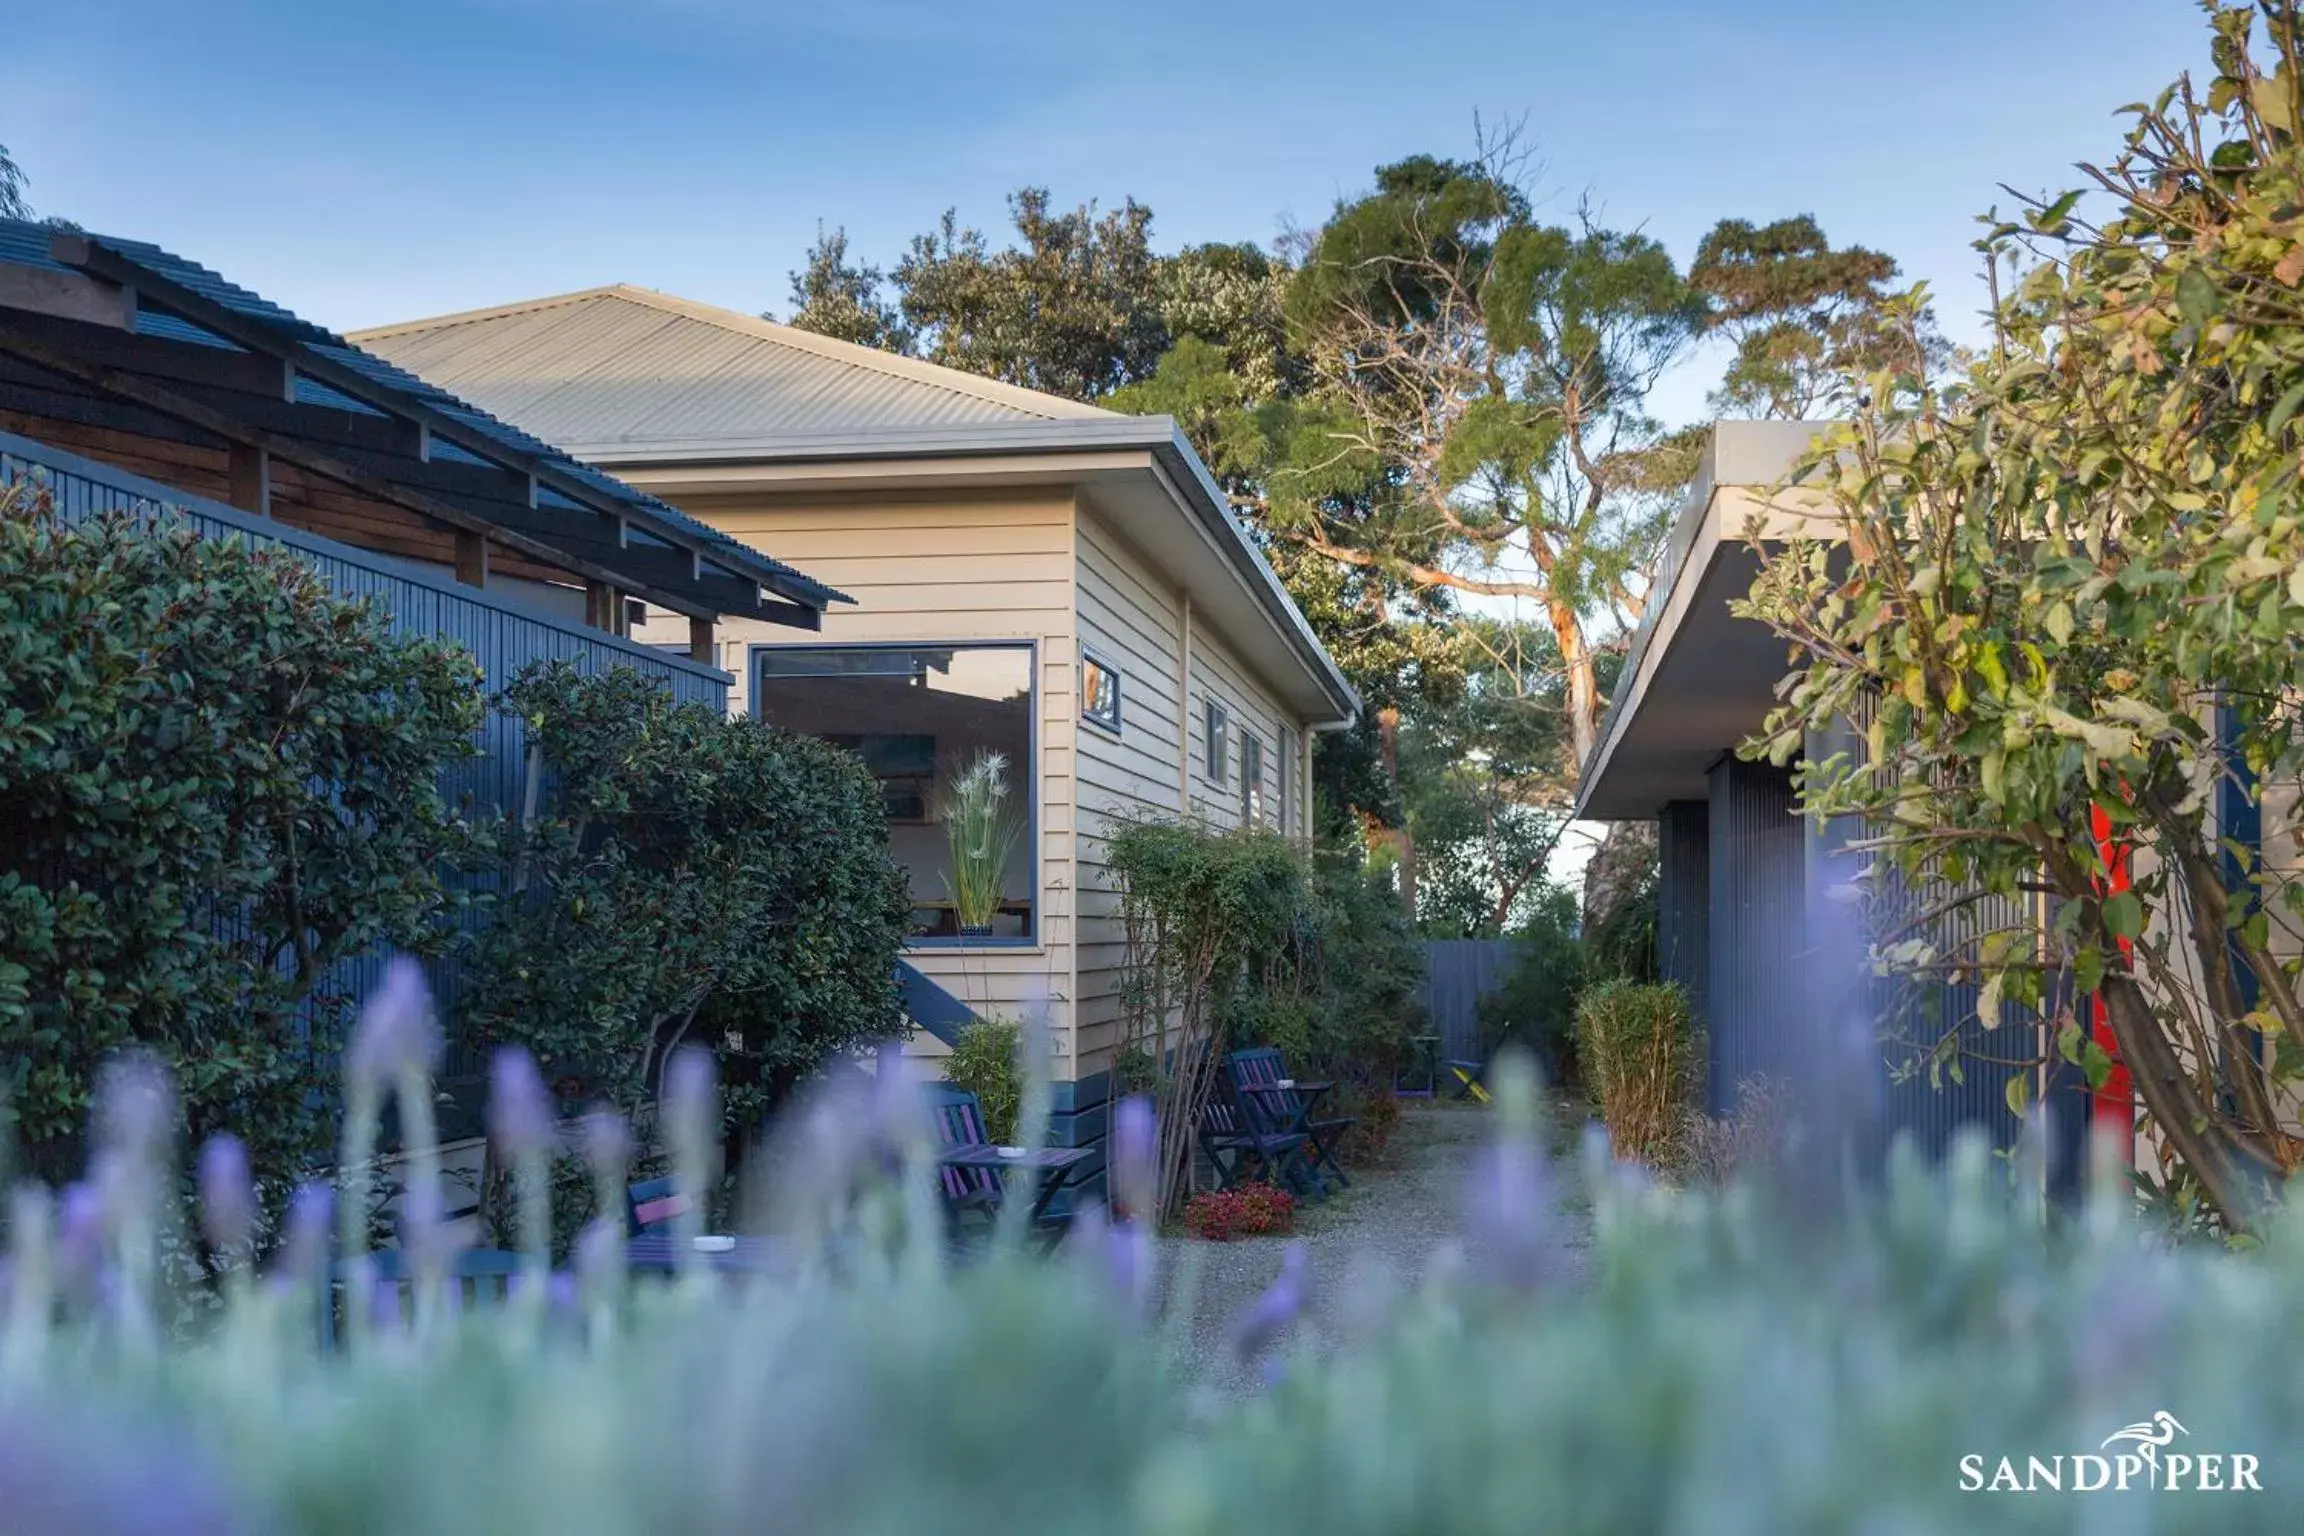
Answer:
[0,483,482,1187]
[459,661,911,1133]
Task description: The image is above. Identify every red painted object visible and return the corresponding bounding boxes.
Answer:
[2089,802,2136,1161]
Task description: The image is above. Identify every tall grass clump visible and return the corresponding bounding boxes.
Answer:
[1573,979,1700,1165]
[7,962,2304,1532]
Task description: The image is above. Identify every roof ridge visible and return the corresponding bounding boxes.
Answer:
[352,285,1119,425]
[346,285,636,342]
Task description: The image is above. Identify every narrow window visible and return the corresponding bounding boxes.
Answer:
[1205,700,1229,783]
[1082,652,1122,733]
[1241,732,1265,824]
[1277,726,1296,833]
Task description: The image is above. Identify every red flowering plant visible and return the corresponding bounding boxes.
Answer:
[1182,1182,1298,1241]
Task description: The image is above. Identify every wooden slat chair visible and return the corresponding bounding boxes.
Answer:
[1229,1047,1354,1195]
[626,1175,694,1237]
[928,1084,1006,1225]
[322,1247,523,1348]
[927,1084,1071,1254]
[1196,1089,1314,1195]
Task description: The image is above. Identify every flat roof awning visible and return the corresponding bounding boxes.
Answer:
[1575,421,1836,821]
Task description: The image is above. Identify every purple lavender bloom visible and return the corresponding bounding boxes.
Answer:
[272,1181,332,1291]
[582,1108,631,1185]
[489,1046,554,1159]
[1463,1135,1562,1293]
[94,1053,174,1163]
[54,1181,103,1292]
[347,954,438,1089]
[665,1047,717,1141]
[1226,1240,1309,1366]
[547,1270,581,1320]
[1111,1096,1157,1221]
[867,1044,922,1153]
[575,1216,623,1292]
[195,1134,254,1257]
[0,1406,245,1536]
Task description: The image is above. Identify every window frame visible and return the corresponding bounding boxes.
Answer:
[1277,725,1296,834]
[1204,698,1230,784]
[1080,646,1124,736]
[750,638,1040,951]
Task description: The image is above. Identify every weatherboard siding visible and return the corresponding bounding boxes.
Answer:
[632,487,1081,1072]
[1070,508,1312,1077]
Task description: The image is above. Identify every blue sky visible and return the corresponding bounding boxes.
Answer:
[8,0,2206,421]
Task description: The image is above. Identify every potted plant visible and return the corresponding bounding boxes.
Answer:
[937,750,1022,938]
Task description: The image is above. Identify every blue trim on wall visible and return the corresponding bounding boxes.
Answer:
[894,960,977,1047]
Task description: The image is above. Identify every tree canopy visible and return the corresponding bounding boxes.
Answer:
[1741,0,2304,1232]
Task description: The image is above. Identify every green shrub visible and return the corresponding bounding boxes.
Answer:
[943,1018,1023,1145]
[0,484,483,1188]
[461,662,911,1135]
[1478,883,1585,1078]
[1574,980,1699,1165]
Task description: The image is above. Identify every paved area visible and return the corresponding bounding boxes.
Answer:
[1156,1100,1592,1395]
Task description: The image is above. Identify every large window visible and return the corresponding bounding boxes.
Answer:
[755,643,1035,942]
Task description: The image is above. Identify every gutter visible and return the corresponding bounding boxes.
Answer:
[592,415,1363,727]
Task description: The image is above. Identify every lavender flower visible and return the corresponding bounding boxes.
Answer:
[1226,1240,1309,1367]
[1463,1134,1564,1293]
[0,1406,245,1536]
[575,1217,623,1296]
[272,1181,332,1292]
[489,1046,554,1159]
[195,1135,254,1258]
[347,954,437,1090]
[664,1047,717,1146]
[94,1054,173,1165]
[1111,1095,1157,1221]
[53,1182,103,1294]
[582,1108,631,1185]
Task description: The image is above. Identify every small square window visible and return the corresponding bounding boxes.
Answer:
[1241,732,1265,824]
[1205,700,1229,783]
[1082,653,1122,733]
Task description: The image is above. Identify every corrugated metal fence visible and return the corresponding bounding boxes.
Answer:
[1420,939,1514,1067]
[3,428,731,1078]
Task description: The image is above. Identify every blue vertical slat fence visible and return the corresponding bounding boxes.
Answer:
[3,429,732,1076]
[1419,939,1514,1068]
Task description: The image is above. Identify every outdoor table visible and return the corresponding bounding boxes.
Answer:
[935,1144,1092,1226]
[625,1233,795,1276]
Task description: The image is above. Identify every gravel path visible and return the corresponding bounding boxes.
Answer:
[1157,1101,1592,1394]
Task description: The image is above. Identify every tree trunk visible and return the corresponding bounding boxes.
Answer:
[1546,598,1601,775]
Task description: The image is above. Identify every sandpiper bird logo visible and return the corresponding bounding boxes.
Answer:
[2100,1412,2187,1484]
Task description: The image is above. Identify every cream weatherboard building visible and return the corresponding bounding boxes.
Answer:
[352,287,1357,1151]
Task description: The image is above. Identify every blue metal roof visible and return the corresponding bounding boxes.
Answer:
[0,218,843,611]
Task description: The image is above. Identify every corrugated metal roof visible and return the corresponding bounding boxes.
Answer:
[350,286,1117,452]
[0,220,842,610]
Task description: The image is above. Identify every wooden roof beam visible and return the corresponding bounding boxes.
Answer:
[0,326,743,625]
[54,236,796,605]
